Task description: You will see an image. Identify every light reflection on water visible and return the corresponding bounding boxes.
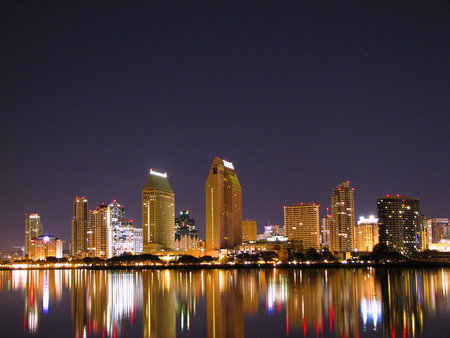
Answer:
[1,268,450,337]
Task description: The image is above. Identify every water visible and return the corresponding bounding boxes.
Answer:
[0,268,449,337]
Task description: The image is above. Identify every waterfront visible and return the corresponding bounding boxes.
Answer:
[1,268,450,337]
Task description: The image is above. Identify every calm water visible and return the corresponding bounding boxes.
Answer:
[0,268,450,337]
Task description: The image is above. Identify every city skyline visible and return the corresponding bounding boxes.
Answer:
[1,1,449,249]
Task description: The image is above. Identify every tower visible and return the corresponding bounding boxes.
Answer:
[142,169,175,251]
[205,157,242,251]
[71,196,88,256]
[377,195,421,255]
[284,203,320,250]
[87,203,112,258]
[24,213,43,257]
[330,181,355,252]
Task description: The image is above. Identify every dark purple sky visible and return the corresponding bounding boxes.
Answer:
[1,1,449,250]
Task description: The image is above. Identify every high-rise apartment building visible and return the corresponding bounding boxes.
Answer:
[354,216,379,252]
[321,209,332,248]
[87,204,112,259]
[242,220,257,242]
[330,181,355,252]
[24,213,43,257]
[142,169,175,251]
[205,157,242,250]
[174,210,199,250]
[71,196,88,257]
[284,203,320,250]
[109,200,135,256]
[377,195,421,255]
[28,235,63,260]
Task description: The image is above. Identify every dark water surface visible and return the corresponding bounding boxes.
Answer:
[0,268,449,337]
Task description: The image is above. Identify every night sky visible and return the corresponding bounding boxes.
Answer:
[1,1,449,250]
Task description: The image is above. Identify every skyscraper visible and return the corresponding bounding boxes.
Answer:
[109,200,135,256]
[377,195,421,255]
[142,169,175,251]
[242,220,257,242]
[24,213,43,257]
[354,216,379,252]
[87,203,112,258]
[330,181,355,252]
[174,210,199,250]
[205,157,242,251]
[71,196,88,257]
[284,203,320,249]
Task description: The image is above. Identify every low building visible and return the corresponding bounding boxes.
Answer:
[354,216,379,252]
[28,235,63,260]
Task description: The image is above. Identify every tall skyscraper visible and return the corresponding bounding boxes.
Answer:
[109,200,135,256]
[321,209,332,248]
[71,196,88,257]
[284,203,320,250]
[87,203,112,258]
[142,169,175,251]
[377,195,421,255]
[24,213,43,257]
[330,181,355,252]
[174,210,199,250]
[205,157,242,251]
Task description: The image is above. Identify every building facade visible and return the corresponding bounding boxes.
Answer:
[330,181,355,252]
[174,210,199,250]
[142,169,175,251]
[428,218,450,244]
[87,204,112,259]
[109,200,134,256]
[134,228,143,254]
[71,196,88,257]
[354,216,379,252]
[242,220,257,242]
[377,195,421,255]
[28,235,63,260]
[205,157,242,250]
[24,213,43,257]
[284,203,320,250]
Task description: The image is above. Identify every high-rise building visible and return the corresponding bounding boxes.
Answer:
[71,196,88,257]
[87,204,112,258]
[28,235,63,260]
[242,220,257,242]
[142,169,175,251]
[377,195,421,255]
[24,213,43,257]
[354,216,379,252]
[205,157,242,251]
[330,181,355,252]
[134,228,143,254]
[174,210,199,250]
[321,209,332,248]
[109,200,135,256]
[284,203,320,250]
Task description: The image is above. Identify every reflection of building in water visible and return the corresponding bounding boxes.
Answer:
[206,270,244,338]
[143,270,177,338]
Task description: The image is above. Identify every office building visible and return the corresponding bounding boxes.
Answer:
[428,218,450,243]
[87,203,112,258]
[284,203,320,250]
[142,169,175,251]
[174,210,199,250]
[321,209,332,248]
[354,216,379,252]
[71,196,88,257]
[377,195,421,255]
[24,213,43,257]
[109,200,134,256]
[134,228,143,254]
[205,157,242,250]
[330,181,355,252]
[242,220,257,242]
[28,235,63,260]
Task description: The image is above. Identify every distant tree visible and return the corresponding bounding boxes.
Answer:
[259,251,278,262]
[45,257,58,263]
[176,255,201,264]
[321,248,336,261]
[304,248,322,261]
[235,253,258,263]
[199,255,217,263]
[291,252,306,262]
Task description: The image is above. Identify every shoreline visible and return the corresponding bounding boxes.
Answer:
[2,261,450,271]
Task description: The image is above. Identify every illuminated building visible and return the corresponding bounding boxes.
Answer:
[377,195,421,255]
[174,210,199,250]
[134,228,143,254]
[142,169,175,251]
[24,213,43,257]
[87,204,112,258]
[109,200,135,256]
[321,210,332,247]
[28,235,63,260]
[242,220,257,242]
[205,157,242,250]
[71,196,88,257]
[284,203,320,249]
[428,218,450,243]
[330,181,355,252]
[354,216,379,252]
